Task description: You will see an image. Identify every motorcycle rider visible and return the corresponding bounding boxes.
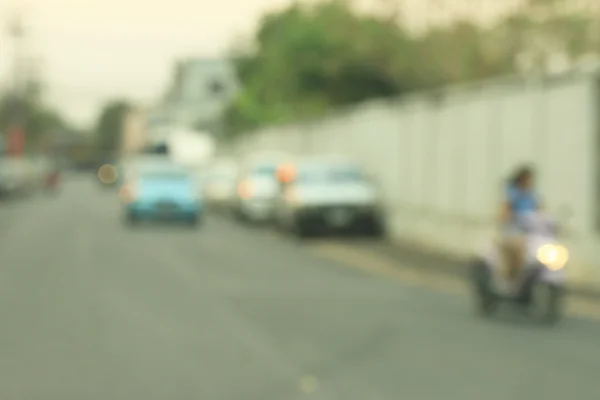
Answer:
[499,165,542,283]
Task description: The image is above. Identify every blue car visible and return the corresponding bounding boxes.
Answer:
[122,165,202,226]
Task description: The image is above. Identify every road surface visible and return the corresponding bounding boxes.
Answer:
[0,176,599,399]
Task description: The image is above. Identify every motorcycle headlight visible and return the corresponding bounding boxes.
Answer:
[536,244,569,270]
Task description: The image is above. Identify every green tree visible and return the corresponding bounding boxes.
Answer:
[414,20,518,86]
[92,99,131,158]
[222,0,421,138]
[491,0,597,74]
[222,0,596,139]
[0,92,71,151]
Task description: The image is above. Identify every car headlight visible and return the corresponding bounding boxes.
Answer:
[98,164,118,184]
[119,184,137,203]
[536,244,569,270]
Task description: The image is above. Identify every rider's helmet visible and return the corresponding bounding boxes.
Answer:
[509,164,534,189]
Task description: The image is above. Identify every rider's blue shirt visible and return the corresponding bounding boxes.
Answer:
[506,185,538,216]
[506,186,539,234]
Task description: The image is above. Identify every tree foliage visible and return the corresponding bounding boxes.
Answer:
[92,99,131,157]
[223,1,424,137]
[222,0,598,138]
[0,93,70,150]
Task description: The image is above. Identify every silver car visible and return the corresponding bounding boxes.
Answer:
[204,163,238,211]
[231,155,287,223]
[274,158,385,237]
[0,157,30,197]
[0,159,17,197]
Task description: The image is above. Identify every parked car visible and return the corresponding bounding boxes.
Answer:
[273,156,386,238]
[0,157,31,198]
[204,161,238,211]
[231,152,290,223]
[0,158,15,198]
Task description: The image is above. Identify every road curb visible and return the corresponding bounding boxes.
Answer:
[364,238,600,301]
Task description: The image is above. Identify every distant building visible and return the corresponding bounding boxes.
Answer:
[151,58,239,137]
[120,107,147,156]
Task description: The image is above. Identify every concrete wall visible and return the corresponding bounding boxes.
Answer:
[228,70,600,286]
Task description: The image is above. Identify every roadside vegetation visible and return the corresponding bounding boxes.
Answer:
[222,0,598,138]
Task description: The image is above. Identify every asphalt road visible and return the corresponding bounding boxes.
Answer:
[1,176,599,399]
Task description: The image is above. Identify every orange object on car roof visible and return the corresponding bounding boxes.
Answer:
[276,162,296,184]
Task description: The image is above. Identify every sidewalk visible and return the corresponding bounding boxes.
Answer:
[360,238,600,301]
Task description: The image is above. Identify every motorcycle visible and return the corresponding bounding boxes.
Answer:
[44,171,60,194]
[470,212,568,324]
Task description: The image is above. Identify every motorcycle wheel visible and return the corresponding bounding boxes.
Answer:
[470,259,498,317]
[529,282,562,324]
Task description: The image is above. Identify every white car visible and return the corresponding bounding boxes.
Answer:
[0,157,31,197]
[231,153,290,223]
[204,163,238,210]
[0,159,17,197]
[274,157,385,237]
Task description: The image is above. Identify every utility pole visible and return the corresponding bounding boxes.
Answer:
[7,9,27,101]
[5,8,30,155]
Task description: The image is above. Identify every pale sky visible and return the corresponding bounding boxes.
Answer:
[0,0,510,127]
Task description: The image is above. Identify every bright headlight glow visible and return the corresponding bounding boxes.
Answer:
[536,244,569,270]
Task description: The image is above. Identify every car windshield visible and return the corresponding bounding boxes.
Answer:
[209,170,236,181]
[297,164,363,184]
[252,164,276,177]
[141,169,190,180]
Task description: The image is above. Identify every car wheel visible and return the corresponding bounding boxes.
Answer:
[293,218,315,239]
[234,207,247,223]
[275,215,289,233]
[188,214,201,228]
[364,217,385,238]
[530,282,562,325]
[125,212,138,226]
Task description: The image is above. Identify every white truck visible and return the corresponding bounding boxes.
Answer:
[167,128,215,169]
[139,124,216,194]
